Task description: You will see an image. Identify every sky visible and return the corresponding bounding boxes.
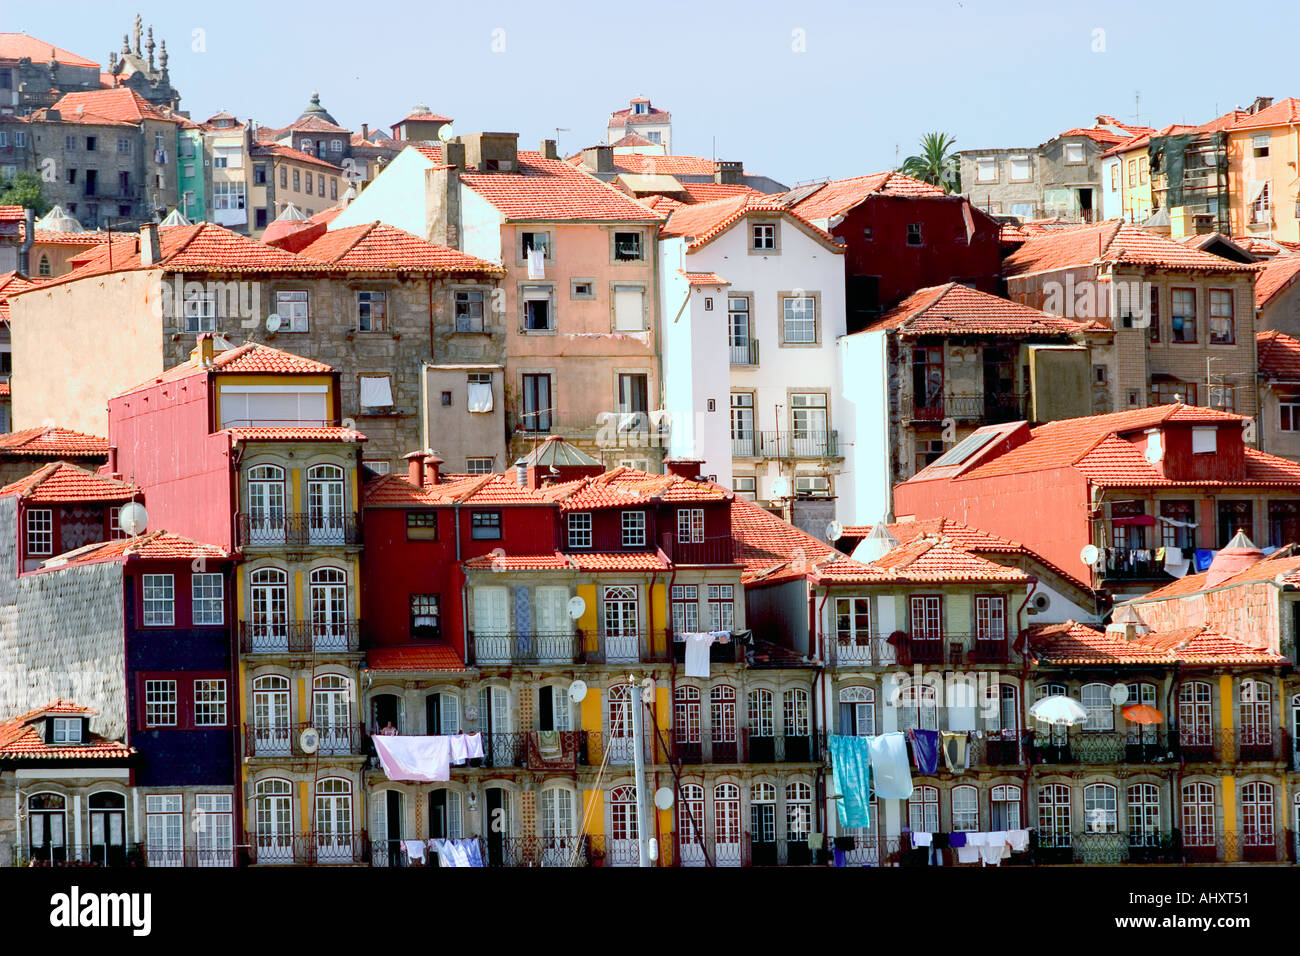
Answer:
[16,0,1300,188]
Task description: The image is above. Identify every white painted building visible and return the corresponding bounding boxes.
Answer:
[657,196,852,518]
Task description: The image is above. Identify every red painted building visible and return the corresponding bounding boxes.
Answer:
[780,172,1003,330]
[893,403,1300,602]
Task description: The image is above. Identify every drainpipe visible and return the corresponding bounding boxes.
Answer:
[428,278,436,361]
[1168,662,1182,855]
[815,583,832,848]
[454,503,467,664]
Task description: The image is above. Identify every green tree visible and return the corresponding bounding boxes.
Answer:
[900,132,960,193]
[0,171,51,216]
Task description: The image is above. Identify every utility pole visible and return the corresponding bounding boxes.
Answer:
[629,674,652,867]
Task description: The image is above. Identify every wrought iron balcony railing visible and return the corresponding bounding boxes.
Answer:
[237,512,361,548]
[670,737,742,766]
[828,632,1011,666]
[13,843,145,867]
[904,391,1028,425]
[1030,730,1177,766]
[729,339,760,366]
[472,631,581,665]
[244,721,365,758]
[239,620,361,654]
[246,833,369,865]
[739,729,820,764]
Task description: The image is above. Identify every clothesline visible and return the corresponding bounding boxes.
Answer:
[373,733,485,782]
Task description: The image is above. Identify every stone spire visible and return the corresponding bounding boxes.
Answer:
[159,40,168,76]
[122,33,130,55]
[146,26,155,70]
[133,14,143,56]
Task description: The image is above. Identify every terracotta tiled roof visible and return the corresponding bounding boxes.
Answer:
[459,151,660,222]
[608,103,671,128]
[251,141,346,173]
[366,645,467,672]
[1005,220,1258,276]
[363,473,440,507]
[297,222,503,274]
[213,341,332,374]
[224,426,365,442]
[813,536,1029,584]
[1030,620,1286,666]
[551,468,730,511]
[610,133,657,147]
[1257,330,1300,381]
[569,552,670,571]
[730,497,837,583]
[862,283,1083,336]
[661,194,840,251]
[0,270,38,322]
[394,109,453,126]
[464,552,573,570]
[0,426,107,458]
[780,172,945,221]
[0,461,137,502]
[0,33,98,67]
[1053,126,1135,147]
[681,271,729,285]
[47,88,179,125]
[1227,98,1300,132]
[610,154,717,177]
[0,699,134,761]
[422,473,549,506]
[1254,255,1300,309]
[43,530,232,567]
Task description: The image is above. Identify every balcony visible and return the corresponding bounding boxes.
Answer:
[676,831,751,867]
[1030,730,1176,765]
[671,638,742,667]
[237,513,361,548]
[372,836,592,868]
[904,391,1028,425]
[659,534,741,566]
[247,833,369,865]
[828,632,1011,666]
[1177,728,1226,763]
[671,737,742,766]
[239,620,361,654]
[1100,548,1167,581]
[1040,831,1289,865]
[582,629,672,665]
[729,339,760,366]
[244,721,365,757]
[739,729,820,763]
[756,429,839,460]
[586,731,657,767]
[1234,727,1289,763]
[139,846,237,867]
[12,843,145,867]
[472,631,581,665]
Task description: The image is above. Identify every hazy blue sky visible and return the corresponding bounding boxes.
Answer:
[18,0,1300,186]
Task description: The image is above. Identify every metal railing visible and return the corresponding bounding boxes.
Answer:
[236,512,361,548]
[586,731,657,767]
[904,391,1028,424]
[140,846,237,868]
[740,729,820,763]
[472,631,581,665]
[671,737,742,765]
[239,620,361,654]
[828,632,1011,666]
[756,429,839,460]
[1235,727,1289,762]
[245,721,366,757]
[729,339,760,366]
[1042,830,1291,865]
[1030,730,1177,766]
[660,534,741,565]
[1100,548,1164,579]
[581,629,672,664]
[247,833,369,865]
[13,844,145,867]
[676,830,750,867]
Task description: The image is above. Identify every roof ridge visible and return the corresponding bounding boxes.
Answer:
[901,282,959,330]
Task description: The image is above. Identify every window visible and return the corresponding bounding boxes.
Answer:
[471,511,502,540]
[671,584,698,633]
[613,232,643,261]
[747,689,774,737]
[790,393,828,447]
[293,169,301,191]
[358,291,387,332]
[1251,182,1271,225]
[410,595,440,641]
[26,509,52,555]
[521,232,550,259]
[1241,781,1274,847]
[786,782,812,842]
[521,373,552,431]
[906,223,923,246]
[318,175,325,195]
[896,681,938,732]
[674,686,701,746]
[1148,286,1160,342]
[213,181,246,211]
[280,166,287,189]
[567,513,592,549]
[1110,164,1119,189]
[1064,142,1085,164]
[192,574,224,625]
[613,285,646,331]
[782,296,817,344]
[570,280,595,299]
[836,597,872,646]
[732,476,756,500]
[991,785,1021,831]
[364,459,391,475]
[711,686,737,747]
[522,286,552,331]
[37,255,51,278]
[752,223,775,250]
[52,718,81,743]
[275,290,309,331]
[1127,159,1137,185]
[910,595,942,639]
[1208,289,1233,344]
[1178,681,1215,752]
[1084,783,1118,833]
[454,290,485,332]
[1170,288,1196,343]
[466,457,494,475]
[406,511,438,538]
[975,596,1006,640]
[1181,781,1216,847]
[193,679,227,726]
[1128,783,1161,846]
[1009,156,1031,181]
[1160,500,1197,551]
[1239,679,1274,751]
[85,135,97,151]
[621,511,646,547]
[1281,396,1300,433]
[468,373,493,408]
[839,686,875,736]
[908,785,939,832]
[183,288,217,332]
[676,508,704,544]
[952,786,978,832]
[1253,134,1271,158]
[1217,499,1252,546]
[330,179,338,200]
[145,680,178,726]
[1081,682,1114,730]
[1037,784,1071,847]
[975,157,997,183]
[146,795,183,862]
[142,574,175,626]
[708,584,734,631]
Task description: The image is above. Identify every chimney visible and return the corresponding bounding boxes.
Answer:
[46,109,60,122]
[540,139,559,161]
[192,332,215,365]
[443,140,466,169]
[582,145,615,175]
[17,207,34,279]
[361,123,369,141]
[403,450,425,486]
[663,457,705,480]
[424,453,443,487]
[1252,95,1274,114]
[424,165,461,248]
[714,161,743,186]
[140,222,161,266]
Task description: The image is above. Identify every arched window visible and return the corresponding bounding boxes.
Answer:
[782,689,810,738]
[254,778,293,861]
[425,690,459,735]
[607,683,634,764]
[908,785,939,832]
[951,784,978,832]
[679,783,705,850]
[710,685,737,753]
[310,567,349,649]
[27,793,67,863]
[370,692,401,734]
[246,465,286,545]
[315,777,353,859]
[1179,682,1214,756]
[750,783,776,848]
[249,567,288,648]
[1081,683,1114,730]
[991,784,1021,831]
[747,689,774,737]
[713,783,742,865]
[839,686,875,736]
[1241,781,1275,848]
[251,674,292,753]
[38,254,51,277]
[1128,783,1160,846]
[1083,782,1118,833]
[1181,781,1216,848]
[996,683,1018,733]
[539,787,575,860]
[88,791,126,865]
[1239,680,1274,754]
[1037,784,1071,847]
[674,686,701,749]
[785,781,812,842]
[609,785,638,864]
[896,680,938,732]
[307,464,346,543]
[313,674,352,753]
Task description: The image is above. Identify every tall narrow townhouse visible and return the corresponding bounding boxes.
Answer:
[107,337,373,865]
[657,195,848,525]
[1224,98,1300,243]
[330,134,666,470]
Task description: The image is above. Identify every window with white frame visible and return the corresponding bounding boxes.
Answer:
[183,288,217,332]
[711,685,737,745]
[708,584,734,630]
[752,223,776,250]
[676,508,704,543]
[671,584,698,633]
[839,686,875,736]
[275,290,309,331]
[455,290,485,332]
[213,180,246,211]
[1009,156,1032,181]
[782,296,817,344]
[783,688,810,738]
[146,794,183,859]
[358,290,387,332]
[836,597,872,644]
[192,573,224,625]
[786,781,812,841]
[1128,783,1160,846]
[145,680,178,726]
[1084,783,1118,833]
[1208,289,1233,344]
[1280,397,1300,432]
[975,157,998,183]
[991,785,1021,831]
[952,785,979,832]
[26,509,53,555]
[751,783,776,842]
[732,476,756,501]
[975,595,1006,639]
[747,689,774,737]
[674,686,701,745]
[896,681,938,732]
[1064,142,1085,164]
[1037,783,1072,847]
[1241,781,1274,846]
[465,457,494,475]
[195,793,234,863]
[52,717,81,743]
[908,785,939,832]
[193,679,227,726]
[143,574,175,626]
[621,510,646,547]
[1081,682,1114,730]
[567,512,592,549]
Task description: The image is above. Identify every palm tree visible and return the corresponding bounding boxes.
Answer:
[900,132,960,192]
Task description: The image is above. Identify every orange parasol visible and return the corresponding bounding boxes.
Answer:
[1122,704,1163,725]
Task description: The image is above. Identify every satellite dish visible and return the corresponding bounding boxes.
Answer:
[1110,683,1129,706]
[265,313,282,333]
[1080,544,1100,567]
[770,477,791,498]
[437,125,455,143]
[654,787,675,811]
[566,596,586,620]
[117,502,148,536]
[1029,592,1051,614]
[825,520,844,541]
[567,679,588,703]
[299,726,320,754]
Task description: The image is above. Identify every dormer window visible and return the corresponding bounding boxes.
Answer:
[1192,426,1217,455]
[51,717,82,744]
[621,510,646,547]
